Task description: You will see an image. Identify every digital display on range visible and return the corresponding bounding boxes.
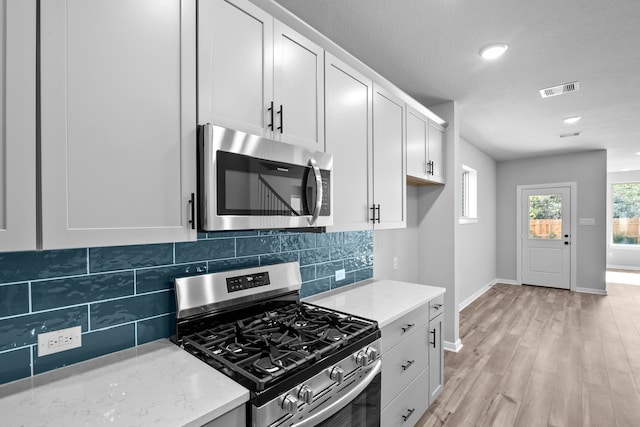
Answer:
[226,272,271,293]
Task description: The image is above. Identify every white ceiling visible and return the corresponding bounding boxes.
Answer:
[274,0,640,172]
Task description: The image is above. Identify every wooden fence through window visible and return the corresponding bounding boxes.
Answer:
[529,219,562,239]
[612,218,640,244]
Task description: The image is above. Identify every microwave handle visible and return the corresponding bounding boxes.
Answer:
[308,158,323,226]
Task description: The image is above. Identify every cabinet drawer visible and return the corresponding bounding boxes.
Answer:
[381,368,429,427]
[381,303,428,354]
[382,324,429,409]
[429,294,444,320]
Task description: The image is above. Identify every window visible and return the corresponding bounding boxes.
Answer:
[611,182,640,246]
[460,165,477,224]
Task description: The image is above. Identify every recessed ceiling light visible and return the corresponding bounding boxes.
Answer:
[479,44,508,60]
[636,152,640,155]
[563,116,582,124]
[622,169,631,172]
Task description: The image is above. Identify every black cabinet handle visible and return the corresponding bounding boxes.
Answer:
[401,360,415,371]
[277,104,284,133]
[430,329,436,348]
[267,101,274,130]
[376,204,380,223]
[402,408,415,422]
[370,205,376,222]
[188,193,195,230]
[401,323,415,333]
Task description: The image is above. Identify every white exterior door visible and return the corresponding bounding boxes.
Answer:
[521,187,571,289]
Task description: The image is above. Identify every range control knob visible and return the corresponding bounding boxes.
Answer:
[298,385,314,404]
[281,394,298,415]
[354,351,368,367]
[365,347,380,362]
[329,366,345,384]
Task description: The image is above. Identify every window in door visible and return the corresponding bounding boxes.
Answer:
[611,182,640,246]
[528,194,562,240]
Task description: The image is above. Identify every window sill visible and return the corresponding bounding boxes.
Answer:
[610,244,640,250]
[459,218,478,225]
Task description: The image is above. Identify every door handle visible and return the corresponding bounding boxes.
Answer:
[277,104,284,133]
[267,101,274,130]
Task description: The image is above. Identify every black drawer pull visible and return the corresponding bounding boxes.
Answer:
[401,360,415,371]
[402,408,415,422]
[430,329,436,348]
[401,323,415,333]
[432,303,442,310]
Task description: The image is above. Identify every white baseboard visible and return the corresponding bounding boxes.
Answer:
[575,286,608,295]
[458,280,495,312]
[607,264,640,271]
[495,278,519,285]
[444,339,463,353]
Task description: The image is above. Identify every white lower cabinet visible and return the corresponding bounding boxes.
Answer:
[381,324,428,409]
[381,296,444,426]
[381,369,430,427]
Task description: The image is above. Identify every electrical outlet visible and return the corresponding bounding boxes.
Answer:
[393,257,398,271]
[335,269,346,281]
[38,326,82,357]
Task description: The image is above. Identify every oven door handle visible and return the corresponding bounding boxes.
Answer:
[308,158,323,226]
[290,359,382,427]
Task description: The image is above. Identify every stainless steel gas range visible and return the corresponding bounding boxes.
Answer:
[171,261,381,427]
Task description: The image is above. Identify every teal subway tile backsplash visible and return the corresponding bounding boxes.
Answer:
[0,229,373,386]
[0,283,29,317]
[0,249,86,283]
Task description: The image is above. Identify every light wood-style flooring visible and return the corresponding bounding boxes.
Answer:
[417,277,640,427]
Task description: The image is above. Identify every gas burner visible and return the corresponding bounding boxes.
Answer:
[293,319,308,327]
[254,357,281,374]
[326,328,347,341]
[226,343,243,354]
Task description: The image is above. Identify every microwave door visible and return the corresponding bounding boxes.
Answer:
[257,174,301,216]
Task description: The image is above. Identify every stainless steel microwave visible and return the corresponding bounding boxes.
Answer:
[198,124,333,231]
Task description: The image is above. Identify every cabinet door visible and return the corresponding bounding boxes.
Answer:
[273,21,324,151]
[428,313,444,404]
[406,107,428,179]
[428,122,446,183]
[0,0,36,252]
[372,85,406,229]
[40,0,197,249]
[325,53,373,232]
[199,0,273,137]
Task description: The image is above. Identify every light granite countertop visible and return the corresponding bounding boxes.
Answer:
[305,279,446,327]
[0,339,249,427]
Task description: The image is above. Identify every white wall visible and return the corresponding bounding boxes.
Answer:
[607,170,640,269]
[496,150,607,293]
[457,138,497,309]
[417,101,459,350]
[374,185,419,282]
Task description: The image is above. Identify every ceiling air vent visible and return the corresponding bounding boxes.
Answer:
[559,131,581,138]
[539,81,580,98]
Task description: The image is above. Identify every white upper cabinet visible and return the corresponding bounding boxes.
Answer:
[199,0,273,138]
[428,121,446,183]
[0,0,36,252]
[372,85,406,229]
[325,53,373,231]
[272,20,324,150]
[40,0,197,249]
[199,0,324,151]
[406,105,446,185]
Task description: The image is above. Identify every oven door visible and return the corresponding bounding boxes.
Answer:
[314,373,380,427]
[291,360,381,427]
